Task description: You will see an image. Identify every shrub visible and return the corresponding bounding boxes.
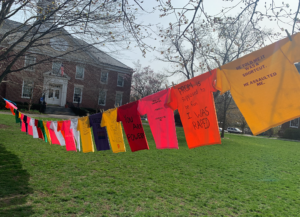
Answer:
[0,101,5,109]
[282,128,300,140]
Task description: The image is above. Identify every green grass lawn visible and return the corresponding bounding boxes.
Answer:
[1,114,300,216]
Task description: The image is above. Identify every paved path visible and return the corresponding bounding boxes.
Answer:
[0,111,77,119]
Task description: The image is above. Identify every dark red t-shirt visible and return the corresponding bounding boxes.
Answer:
[117,101,149,152]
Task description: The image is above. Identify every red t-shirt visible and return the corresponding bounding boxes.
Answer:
[117,101,149,152]
[167,70,221,148]
[34,119,44,140]
[57,121,66,139]
[58,120,77,152]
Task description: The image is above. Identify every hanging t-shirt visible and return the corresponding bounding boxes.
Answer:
[27,117,33,136]
[38,120,47,143]
[47,121,60,145]
[101,108,126,153]
[216,33,300,135]
[35,119,44,140]
[5,100,17,115]
[50,121,65,146]
[89,113,110,151]
[29,118,39,139]
[117,101,149,152]
[23,115,28,134]
[167,70,221,149]
[14,109,20,124]
[138,89,178,149]
[58,120,77,152]
[70,118,81,151]
[21,114,26,133]
[57,121,66,139]
[77,116,95,153]
[43,121,51,145]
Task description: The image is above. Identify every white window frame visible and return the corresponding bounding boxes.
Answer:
[98,89,107,106]
[21,80,34,99]
[100,70,109,84]
[117,74,125,87]
[24,55,36,71]
[115,91,123,107]
[290,118,299,128]
[73,86,83,103]
[75,65,85,80]
[52,61,62,75]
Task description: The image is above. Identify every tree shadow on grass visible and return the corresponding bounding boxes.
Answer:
[0,143,34,216]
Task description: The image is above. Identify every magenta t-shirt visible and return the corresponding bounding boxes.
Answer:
[59,120,77,152]
[138,88,178,149]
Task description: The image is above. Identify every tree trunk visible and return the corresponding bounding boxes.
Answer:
[221,96,227,138]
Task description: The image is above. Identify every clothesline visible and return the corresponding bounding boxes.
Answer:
[2,32,300,154]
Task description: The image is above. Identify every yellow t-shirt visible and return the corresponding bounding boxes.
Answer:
[77,116,95,153]
[101,108,126,153]
[43,121,51,145]
[216,33,300,135]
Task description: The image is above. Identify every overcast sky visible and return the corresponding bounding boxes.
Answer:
[10,0,299,84]
[115,0,299,83]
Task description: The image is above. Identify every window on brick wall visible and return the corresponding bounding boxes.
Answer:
[98,90,107,106]
[24,55,36,71]
[73,86,83,103]
[100,71,108,84]
[115,91,123,106]
[290,118,299,128]
[76,65,85,79]
[117,74,124,87]
[22,80,34,98]
[52,61,62,74]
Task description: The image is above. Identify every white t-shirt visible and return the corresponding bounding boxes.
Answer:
[70,118,81,151]
[50,121,65,146]
[29,118,39,139]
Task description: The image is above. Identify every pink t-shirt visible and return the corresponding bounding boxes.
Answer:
[27,117,33,136]
[138,88,179,149]
[58,120,77,152]
[20,114,26,133]
[46,121,60,145]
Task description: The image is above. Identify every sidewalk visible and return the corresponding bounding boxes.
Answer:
[0,111,76,119]
[226,132,300,143]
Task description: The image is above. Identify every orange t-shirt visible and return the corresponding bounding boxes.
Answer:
[57,121,65,139]
[216,33,300,135]
[167,70,221,149]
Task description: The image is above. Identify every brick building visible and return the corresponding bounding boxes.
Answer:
[0,18,132,111]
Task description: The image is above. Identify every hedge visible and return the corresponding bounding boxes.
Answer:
[282,128,300,140]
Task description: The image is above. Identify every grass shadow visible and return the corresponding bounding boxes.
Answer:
[0,143,34,216]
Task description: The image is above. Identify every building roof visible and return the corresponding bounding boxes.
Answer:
[73,38,131,70]
[1,19,132,73]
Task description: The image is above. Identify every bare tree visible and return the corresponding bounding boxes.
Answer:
[0,0,154,84]
[131,62,166,99]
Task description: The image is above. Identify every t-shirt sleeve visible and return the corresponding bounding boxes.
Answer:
[116,108,122,122]
[89,116,93,126]
[209,69,218,92]
[100,113,106,127]
[166,87,178,111]
[57,122,62,131]
[77,120,80,131]
[281,33,300,63]
[215,68,231,95]
[137,99,147,116]
[61,122,65,131]
[50,122,54,130]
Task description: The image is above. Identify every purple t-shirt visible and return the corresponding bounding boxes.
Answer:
[89,113,110,151]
